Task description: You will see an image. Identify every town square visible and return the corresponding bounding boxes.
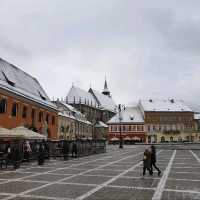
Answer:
[1,0,200,199]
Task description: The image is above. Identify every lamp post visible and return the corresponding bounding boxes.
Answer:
[118,104,125,149]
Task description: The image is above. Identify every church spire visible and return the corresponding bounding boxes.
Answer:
[102,77,111,97]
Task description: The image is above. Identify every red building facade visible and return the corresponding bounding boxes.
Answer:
[107,107,146,143]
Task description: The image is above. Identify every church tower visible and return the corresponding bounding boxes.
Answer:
[102,78,111,97]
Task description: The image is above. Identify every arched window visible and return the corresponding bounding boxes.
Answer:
[170,136,173,142]
[60,126,65,133]
[22,106,27,118]
[11,102,18,117]
[161,136,165,142]
[0,98,7,113]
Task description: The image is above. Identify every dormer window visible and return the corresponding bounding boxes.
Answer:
[130,116,134,121]
[149,99,153,103]
[38,90,46,101]
[170,99,175,103]
[2,70,15,86]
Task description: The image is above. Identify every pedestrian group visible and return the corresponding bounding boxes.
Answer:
[143,145,161,176]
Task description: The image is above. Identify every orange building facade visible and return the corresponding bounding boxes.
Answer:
[0,89,58,139]
[0,58,58,140]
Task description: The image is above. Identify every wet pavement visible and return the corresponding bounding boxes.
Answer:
[0,146,200,200]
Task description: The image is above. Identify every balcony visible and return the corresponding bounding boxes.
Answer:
[163,130,181,134]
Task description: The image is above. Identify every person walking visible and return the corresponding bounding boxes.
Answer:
[143,148,152,176]
[24,141,32,162]
[38,143,45,165]
[150,145,161,176]
[71,138,78,158]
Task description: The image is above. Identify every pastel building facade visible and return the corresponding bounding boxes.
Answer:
[53,100,93,139]
[139,99,197,143]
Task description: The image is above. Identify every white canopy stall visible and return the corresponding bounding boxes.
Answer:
[11,127,46,140]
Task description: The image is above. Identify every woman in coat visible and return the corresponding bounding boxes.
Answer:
[150,145,161,176]
[143,148,152,176]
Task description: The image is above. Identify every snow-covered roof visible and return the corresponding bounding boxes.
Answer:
[108,106,144,124]
[66,85,97,106]
[66,85,116,113]
[90,89,116,113]
[58,111,76,120]
[57,101,92,125]
[194,113,200,120]
[0,58,56,110]
[139,99,193,112]
[95,121,108,128]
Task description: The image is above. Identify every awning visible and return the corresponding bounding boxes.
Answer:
[124,136,131,141]
[0,127,23,139]
[132,136,140,140]
[11,127,47,140]
[110,137,119,141]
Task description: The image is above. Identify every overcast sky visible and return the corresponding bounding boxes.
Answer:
[0,0,200,111]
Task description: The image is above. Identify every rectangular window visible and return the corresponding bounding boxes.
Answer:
[46,114,49,124]
[52,116,55,125]
[0,98,7,113]
[22,106,27,118]
[123,126,126,131]
[39,111,43,122]
[11,102,18,117]
[31,109,35,120]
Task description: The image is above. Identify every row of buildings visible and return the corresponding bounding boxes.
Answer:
[0,58,115,140]
[0,57,199,143]
[108,99,200,143]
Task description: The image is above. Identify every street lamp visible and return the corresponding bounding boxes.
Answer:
[117,104,125,149]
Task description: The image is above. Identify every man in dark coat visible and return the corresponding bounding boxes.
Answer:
[71,139,78,158]
[150,145,161,176]
[143,148,152,176]
[38,143,45,165]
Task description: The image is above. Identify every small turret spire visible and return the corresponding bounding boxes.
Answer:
[102,76,111,97]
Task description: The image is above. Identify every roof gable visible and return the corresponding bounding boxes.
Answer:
[108,106,144,123]
[0,58,56,109]
[90,89,116,113]
[66,85,97,106]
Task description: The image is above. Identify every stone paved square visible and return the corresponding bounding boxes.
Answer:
[0,181,44,194]
[84,187,155,200]
[28,183,95,199]
[62,175,111,185]
[109,177,159,188]
[85,169,123,176]
[0,146,200,200]
[0,172,34,180]
[22,173,71,182]
[161,191,200,200]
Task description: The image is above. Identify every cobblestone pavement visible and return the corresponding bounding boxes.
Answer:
[0,146,200,200]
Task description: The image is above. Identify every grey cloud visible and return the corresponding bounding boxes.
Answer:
[0,0,200,111]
